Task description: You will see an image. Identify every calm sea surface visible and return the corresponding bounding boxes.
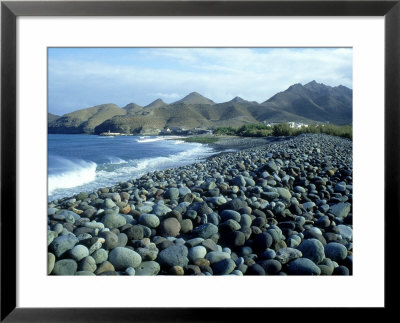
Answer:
[48,134,216,201]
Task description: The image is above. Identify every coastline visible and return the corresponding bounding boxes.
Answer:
[48,133,353,276]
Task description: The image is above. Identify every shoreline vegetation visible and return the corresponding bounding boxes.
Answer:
[48,133,353,276]
[96,122,352,144]
[213,123,352,139]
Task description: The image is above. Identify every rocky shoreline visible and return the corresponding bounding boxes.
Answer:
[48,134,353,276]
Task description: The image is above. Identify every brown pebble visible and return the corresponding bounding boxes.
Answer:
[95,261,115,275]
[168,266,184,275]
[193,258,210,267]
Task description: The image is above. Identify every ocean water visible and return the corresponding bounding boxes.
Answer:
[48,134,216,202]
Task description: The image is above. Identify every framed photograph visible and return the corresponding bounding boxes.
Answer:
[1,0,399,321]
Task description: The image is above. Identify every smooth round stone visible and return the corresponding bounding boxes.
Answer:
[329,202,351,219]
[205,251,231,264]
[99,231,119,250]
[185,237,204,248]
[193,223,218,239]
[95,261,115,275]
[48,231,57,246]
[168,266,185,275]
[294,186,306,193]
[188,246,207,262]
[295,216,306,226]
[319,204,330,213]
[103,198,117,209]
[232,175,246,187]
[48,253,55,274]
[240,214,252,228]
[225,231,246,247]
[334,182,347,193]
[316,216,331,228]
[244,176,255,186]
[135,261,161,276]
[179,187,191,196]
[91,248,109,264]
[139,214,160,228]
[236,257,245,266]
[258,259,282,275]
[333,265,350,275]
[222,198,248,211]
[165,188,180,200]
[208,196,227,206]
[220,210,241,222]
[136,246,158,261]
[287,258,321,275]
[318,264,334,275]
[152,204,172,217]
[310,227,323,236]
[124,225,144,240]
[121,214,135,224]
[108,247,142,270]
[102,213,127,230]
[302,202,316,210]
[260,249,276,260]
[342,256,353,274]
[83,221,105,230]
[275,248,302,264]
[336,224,353,241]
[246,263,266,275]
[262,191,279,201]
[160,217,181,237]
[180,219,193,234]
[212,258,236,275]
[52,223,64,234]
[253,232,273,250]
[136,204,153,214]
[78,256,97,273]
[276,187,292,201]
[297,239,325,264]
[201,239,218,252]
[193,258,211,267]
[222,247,231,254]
[53,259,78,275]
[220,219,241,232]
[303,229,327,245]
[265,160,278,173]
[231,270,243,276]
[324,242,348,262]
[69,245,90,262]
[50,234,79,257]
[273,202,285,214]
[207,213,219,226]
[117,233,128,247]
[157,245,189,268]
[48,207,58,216]
[286,237,301,248]
[125,267,136,276]
[320,257,335,270]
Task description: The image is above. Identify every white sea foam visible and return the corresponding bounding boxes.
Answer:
[48,142,216,201]
[136,136,165,143]
[107,157,128,164]
[48,158,97,195]
[136,136,185,143]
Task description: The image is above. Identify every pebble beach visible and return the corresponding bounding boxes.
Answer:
[48,133,353,276]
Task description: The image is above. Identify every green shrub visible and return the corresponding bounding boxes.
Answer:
[214,123,352,140]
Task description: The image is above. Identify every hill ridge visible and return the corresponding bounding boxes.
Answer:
[48,82,352,134]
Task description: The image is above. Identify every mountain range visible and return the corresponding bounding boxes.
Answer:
[48,81,352,135]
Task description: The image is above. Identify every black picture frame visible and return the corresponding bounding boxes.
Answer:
[1,0,399,321]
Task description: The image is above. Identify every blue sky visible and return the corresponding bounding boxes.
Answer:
[48,47,352,115]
